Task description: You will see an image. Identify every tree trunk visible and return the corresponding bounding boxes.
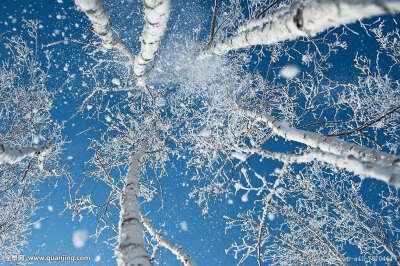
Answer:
[116,148,151,266]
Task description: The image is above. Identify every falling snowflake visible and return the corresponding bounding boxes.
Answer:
[72,230,88,248]
[179,221,188,231]
[279,65,300,80]
[33,221,41,229]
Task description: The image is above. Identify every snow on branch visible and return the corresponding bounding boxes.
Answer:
[139,211,197,266]
[74,0,134,63]
[134,0,170,85]
[0,144,49,164]
[240,111,400,186]
[201,0,400,57]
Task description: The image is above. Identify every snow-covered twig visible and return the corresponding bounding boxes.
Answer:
[139,211,197,266]
[134,0,170,86]
[201,0,400,57]
[0,144,49,164]
[256,164,286,266]
[74,0,134,63]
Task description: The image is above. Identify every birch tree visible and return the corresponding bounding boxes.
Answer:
[71,1,194,265]
[0,21,63,258]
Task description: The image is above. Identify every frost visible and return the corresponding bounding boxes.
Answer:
[199,128,211,137]
[95,255,101,262]
[72,230,88,248]
[241,191,249,202]
[33,135,40,144]
[87,105,93,111]
[156,97,166,107]
[67,156,74,160]
[279,65,300,80]
[232,152,247,162]
[47,206,54,212]
[105,115,112,122]
[240,167,247,177]
[228,199,234,204]
[234,182,244,192]
[179,221,188,231]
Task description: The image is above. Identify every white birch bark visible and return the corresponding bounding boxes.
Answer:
[0,144,48,164]
[116,148,151,266]
[201,0,400,57]
[134,0,170,85]
[240,110,400,186]
[74,0,134,63]
[139,211,197,266]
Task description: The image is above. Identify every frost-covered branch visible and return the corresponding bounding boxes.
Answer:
[134,0,170,85]
[201,0,400,57]
[240,147,400,186]
[116,148,151,266]
[139,211,197,266]
[0,144,49,164]
[241,111,400,186]
[256,165,286,266]
[74,0,134,63]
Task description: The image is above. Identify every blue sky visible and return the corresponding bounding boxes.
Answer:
[1,0,400,265]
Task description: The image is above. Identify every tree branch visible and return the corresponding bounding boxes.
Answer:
[200,0,400,57]
[139,211,197,266]
[74,0,134,64]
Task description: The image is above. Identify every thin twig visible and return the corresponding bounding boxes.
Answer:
[255,0,280,19]
[206,0,219,48]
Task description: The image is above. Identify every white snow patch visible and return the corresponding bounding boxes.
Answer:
[228,199,234,205]
[87,105,93,111]
[268,213,275,221]
[94,255,101,262]
[179,221,188,231]
[279,65,300,80]
[111,78,121,86]
[72,230,88,248]
[105,115,112,122]
[199,128,211,137]
[67,156,74,160]
[274,168,283,175]
[47,206,54,212]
